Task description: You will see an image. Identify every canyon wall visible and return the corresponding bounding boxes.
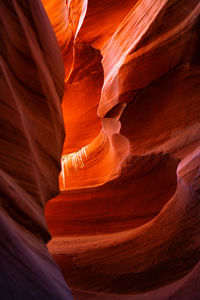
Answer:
[0,0,200,299]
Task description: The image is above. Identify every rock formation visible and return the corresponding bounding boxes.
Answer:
[0,0,200,299]
[0,1,72,299]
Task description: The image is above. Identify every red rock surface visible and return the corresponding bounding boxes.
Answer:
[1,0,200,299]
[0,1,72,299]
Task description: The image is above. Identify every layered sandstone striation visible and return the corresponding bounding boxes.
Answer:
[44,0,200,298]
[0,1,72,299]
[0,0,200,300]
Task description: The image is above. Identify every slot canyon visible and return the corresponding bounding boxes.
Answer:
[0,0,200,299]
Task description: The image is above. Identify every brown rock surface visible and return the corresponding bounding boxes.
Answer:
[0,0,72,299]
[44,0,200,298]
[1,0,200,299]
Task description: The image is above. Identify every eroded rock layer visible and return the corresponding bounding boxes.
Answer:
[0,1,72,299]
[43,0,200,298]
[0,0,200,299]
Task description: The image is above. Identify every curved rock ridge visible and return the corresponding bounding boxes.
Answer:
[47,153,178,236]
[0,0,200,299]
[42,0,200,298]
[48,146,200,296]
[59,118,130,190]
[0,1,72,299]
[42,0,200,190]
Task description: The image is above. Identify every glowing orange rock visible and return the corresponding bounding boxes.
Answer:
[1,0,200,299]
[43,0,200,298]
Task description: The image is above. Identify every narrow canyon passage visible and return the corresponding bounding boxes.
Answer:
[0,0,200,299]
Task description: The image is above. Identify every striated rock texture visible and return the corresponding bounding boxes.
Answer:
[0,1,72,299]
[0,0,200,300]
[43,0,200,299]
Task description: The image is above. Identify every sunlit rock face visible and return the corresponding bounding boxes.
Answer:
[0,0,200,300]
[43,0,200,298]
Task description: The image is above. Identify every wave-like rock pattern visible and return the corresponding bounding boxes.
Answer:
[43,0,200,298]
[0,1,72,299]
[0,0,200,299]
